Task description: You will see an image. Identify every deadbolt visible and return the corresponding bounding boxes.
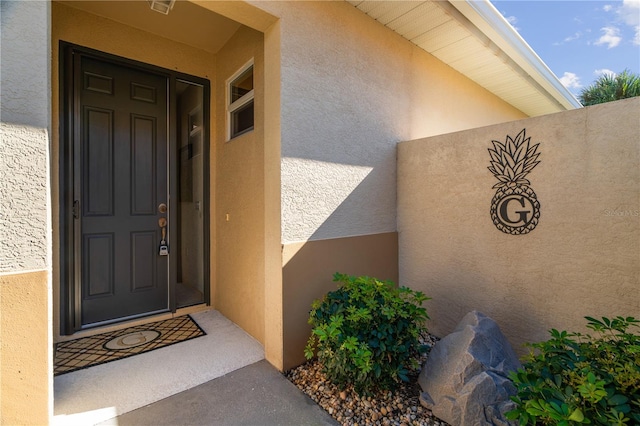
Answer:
[158,203,167,213]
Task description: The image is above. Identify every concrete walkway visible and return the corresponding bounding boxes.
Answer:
[54,310,266,425]
[98,360,338,426]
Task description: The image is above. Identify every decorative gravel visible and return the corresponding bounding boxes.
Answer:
[285,334,450,426]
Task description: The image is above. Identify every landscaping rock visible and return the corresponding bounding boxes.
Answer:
[418,311,521,426]
[286,332,450,425]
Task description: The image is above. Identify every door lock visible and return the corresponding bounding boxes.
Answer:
[158,217,169,256]
[158,203,167,213]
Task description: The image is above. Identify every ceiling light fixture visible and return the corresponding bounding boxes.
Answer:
[149,0,175,15]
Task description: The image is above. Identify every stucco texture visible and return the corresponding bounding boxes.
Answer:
[282,232,399,370]
[252,1,526,243]
[214,26,267,344]
[1,0,51,273]
[398,97,640,353]
[1,1,50,129]
[1,271,51,425]
[0,124,50,273]
[245,0,528,369]
[1,1,53,423]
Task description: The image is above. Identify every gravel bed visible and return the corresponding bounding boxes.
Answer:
[285,334,450,426]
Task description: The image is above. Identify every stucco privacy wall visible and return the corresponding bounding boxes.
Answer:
[50,2,217,338]
[0,1,52,424]
[248,0,526,369]
[398,97,640,353]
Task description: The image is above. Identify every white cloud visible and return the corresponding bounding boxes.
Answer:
[593,1,639,46]
[619,0,640,26]
[595,68,616,77]
[564,32,582,43]
[617,0,640,45]
[555,31,583,46]
[594,26,622,48]
[559,72,583,89]
[503,14,519,31]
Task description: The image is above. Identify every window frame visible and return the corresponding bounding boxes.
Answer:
[226,59,255,140]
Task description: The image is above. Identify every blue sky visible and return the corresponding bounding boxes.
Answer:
[491,0,640,98]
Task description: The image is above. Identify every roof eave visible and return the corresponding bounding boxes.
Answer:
[449,0,582,111]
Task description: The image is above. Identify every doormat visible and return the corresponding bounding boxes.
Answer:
[54,315,206,376]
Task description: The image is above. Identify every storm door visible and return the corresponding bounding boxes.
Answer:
[61,45,210,333]
[72,52,170,327]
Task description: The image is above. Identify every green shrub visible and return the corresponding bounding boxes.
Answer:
[304,273,430,394]
[507,316,640,425]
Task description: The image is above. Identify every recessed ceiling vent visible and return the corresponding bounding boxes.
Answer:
[148,0,175,15]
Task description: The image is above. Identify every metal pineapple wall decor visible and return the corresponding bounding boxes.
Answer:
[488,128,541,235]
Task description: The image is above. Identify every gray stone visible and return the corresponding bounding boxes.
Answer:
[418,311,521,426]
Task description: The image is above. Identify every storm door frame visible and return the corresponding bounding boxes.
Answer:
[59,42,211,334]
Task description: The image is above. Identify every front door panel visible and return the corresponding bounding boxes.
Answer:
[76,55,169,326]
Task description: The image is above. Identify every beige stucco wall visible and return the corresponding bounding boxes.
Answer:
[243,0,527,369]
[250,1,527,244]
[214,26,267,344]
[398,97,640,353]
[1,271,51,425]
[1,1,52,424]
[282,232,399,370]
[0,1,51,129]
[0,124,51,273]
[188,0,284,368]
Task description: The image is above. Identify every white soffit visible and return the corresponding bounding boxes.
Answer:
[347,0,582,116]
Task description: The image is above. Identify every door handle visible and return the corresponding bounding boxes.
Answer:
[158,217,169,256]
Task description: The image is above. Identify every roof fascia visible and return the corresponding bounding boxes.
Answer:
[448,0,582,110]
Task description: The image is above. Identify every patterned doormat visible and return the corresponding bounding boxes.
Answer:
[54,315,206,376]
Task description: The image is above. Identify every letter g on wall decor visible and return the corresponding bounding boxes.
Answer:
[487,129,541,235]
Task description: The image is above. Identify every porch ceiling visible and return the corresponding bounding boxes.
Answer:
[56,1,241,54]
[346,0,582,116]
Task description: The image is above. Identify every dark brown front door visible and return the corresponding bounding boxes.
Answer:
[74,54,169,326]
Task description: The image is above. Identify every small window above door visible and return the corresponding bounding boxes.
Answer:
[227,60,254,140]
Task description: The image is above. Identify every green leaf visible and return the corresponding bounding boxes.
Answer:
[504,410,520,420]
[608,394,629,406]
[307,272,431,394]
[568,408,584,422]
[304,343,315,360]
[314,328,327,339]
